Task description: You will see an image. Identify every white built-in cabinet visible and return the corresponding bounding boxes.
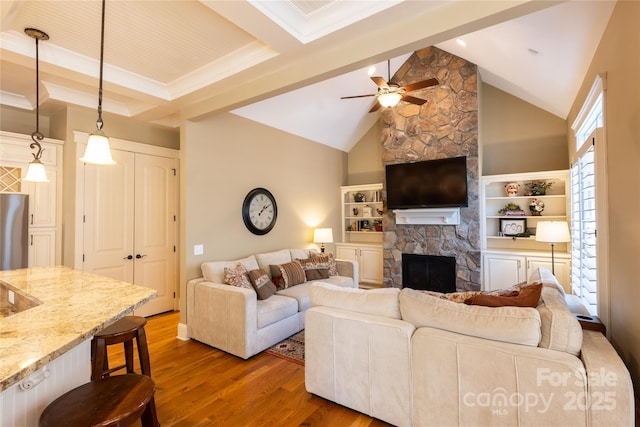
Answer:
[0,131,63,267]
[335,243,383,286]
[338,184,384,286]
[74,132,178,317]
[480,170,571,292]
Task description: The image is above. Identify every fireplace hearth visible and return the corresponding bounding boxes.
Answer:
[402,254,456,293]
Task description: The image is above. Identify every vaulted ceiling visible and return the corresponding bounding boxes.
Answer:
[0,1,615,151]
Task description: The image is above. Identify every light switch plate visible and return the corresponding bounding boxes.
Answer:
[194,244,204,256]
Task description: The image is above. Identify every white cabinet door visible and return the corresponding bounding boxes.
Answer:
[83,149,136,281]
[24,168,57,228]
[335,245,358,262]
[133,153,177,317]
[483,254,526,291]
[360,246,383,285]
[527,256,571,293]
[28,229,56,267]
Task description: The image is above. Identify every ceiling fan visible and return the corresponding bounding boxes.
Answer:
[341,60,438,113]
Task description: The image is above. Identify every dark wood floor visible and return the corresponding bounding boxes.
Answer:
[108,311,392,427]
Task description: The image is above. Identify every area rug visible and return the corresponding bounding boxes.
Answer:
[265,331,305,365]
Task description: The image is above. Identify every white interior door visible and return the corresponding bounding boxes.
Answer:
[133,153,177,317]
[83,149,135,281]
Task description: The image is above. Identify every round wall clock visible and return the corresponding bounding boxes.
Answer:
[242,188,278,235]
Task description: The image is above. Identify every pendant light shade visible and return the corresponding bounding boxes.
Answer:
[80,0,115,165]
[23,28,50,183]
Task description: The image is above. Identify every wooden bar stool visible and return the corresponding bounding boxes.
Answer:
[39,374,160,427]
[91,315,151,381]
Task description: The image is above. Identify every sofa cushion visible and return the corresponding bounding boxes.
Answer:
[537,286,583,356]
[247,268,277,300]
[310,282,401,319]
[277,282,312,312]
[256,249,292,278]
[317,275,354,288]
[222,264,253,290]
[289,249,312,260]
[464,283,542,308]
[399,288,541,347]
[201,255,259,283]
[256,295,298,329]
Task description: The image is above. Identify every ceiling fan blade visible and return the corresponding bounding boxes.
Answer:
[368,101,382,113]
[402,95,428,105]
[370,76,389,89]
[403,78,439,92]
[341,94,376,99]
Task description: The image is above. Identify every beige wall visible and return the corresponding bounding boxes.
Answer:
[481,83,568,175]
[566,0,640,389]
[347,121,383,185]
[179,113,347,322]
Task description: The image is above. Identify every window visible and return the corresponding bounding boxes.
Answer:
[570,74,608,321]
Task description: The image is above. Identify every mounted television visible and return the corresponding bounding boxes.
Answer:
[385,156,468,209]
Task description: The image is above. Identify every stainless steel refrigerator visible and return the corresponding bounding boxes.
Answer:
[0,193,29,270]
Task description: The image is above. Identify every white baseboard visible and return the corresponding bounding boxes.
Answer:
[176,322,190,341]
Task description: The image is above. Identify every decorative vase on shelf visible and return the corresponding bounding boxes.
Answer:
[505,183,520,197]
[529,199,545,216]
[353,192,365,202]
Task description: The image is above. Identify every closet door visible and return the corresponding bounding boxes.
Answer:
[133,153,177,317]
[82,149,135,281]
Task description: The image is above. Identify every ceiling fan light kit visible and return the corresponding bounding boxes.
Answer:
[23,28,50,183]
[81,0,116,165]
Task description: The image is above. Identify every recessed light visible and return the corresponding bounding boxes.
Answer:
[456,38,466,47]
[367,66,376,76]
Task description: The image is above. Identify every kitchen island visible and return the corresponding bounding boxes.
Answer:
[0,266,157,425]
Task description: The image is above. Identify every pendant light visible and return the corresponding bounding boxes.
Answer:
[80,0,115,165]
[23,28,50,183]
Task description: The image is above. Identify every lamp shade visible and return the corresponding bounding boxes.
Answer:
[313,228,334,243]
[535,221,570,243]
[80,132,116,165]
[23,159,49,182]
[377,92,402,108]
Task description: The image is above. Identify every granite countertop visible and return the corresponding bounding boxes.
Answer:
[0,266,157,391]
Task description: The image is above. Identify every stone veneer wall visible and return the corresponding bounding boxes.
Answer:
[381,46,480,291]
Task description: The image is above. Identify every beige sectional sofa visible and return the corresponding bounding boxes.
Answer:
[305,268,634,427]
[186,248,358,359]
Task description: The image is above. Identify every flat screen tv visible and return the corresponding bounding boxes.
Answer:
[385,156,468,209]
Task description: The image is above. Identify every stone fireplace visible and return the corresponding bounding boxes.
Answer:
[382,47,481,291]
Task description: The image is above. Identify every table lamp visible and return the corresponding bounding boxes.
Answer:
[313,228,333,253]
[535,221,570,274]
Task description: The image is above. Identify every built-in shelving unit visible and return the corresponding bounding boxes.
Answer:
[340,183,383,244]
[480,170,571,291]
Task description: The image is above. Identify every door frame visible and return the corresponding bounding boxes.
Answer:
[73,131,180,311]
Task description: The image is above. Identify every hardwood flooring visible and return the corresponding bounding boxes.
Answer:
[107,311,392,427]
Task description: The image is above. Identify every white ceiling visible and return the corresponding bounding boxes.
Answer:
[0,1,616,152]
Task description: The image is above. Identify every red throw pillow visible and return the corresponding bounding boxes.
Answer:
[464,283,542,308]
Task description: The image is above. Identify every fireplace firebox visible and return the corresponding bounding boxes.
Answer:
[402,254,456,293]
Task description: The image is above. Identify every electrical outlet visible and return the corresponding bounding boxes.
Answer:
[8,290,15,305]
[194,244,204,256]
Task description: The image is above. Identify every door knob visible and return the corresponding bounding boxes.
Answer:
[136,254,147,259]
[123,255,133,260]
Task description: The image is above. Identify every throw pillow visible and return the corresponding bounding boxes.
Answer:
[421,290,482,303]
[222,263,253,290]
[270,261,306,288]
[310,252,338,276]
[247,269,277,300]
[304,268,330,281]
[269,265,286,290]
[465,283,543,308]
